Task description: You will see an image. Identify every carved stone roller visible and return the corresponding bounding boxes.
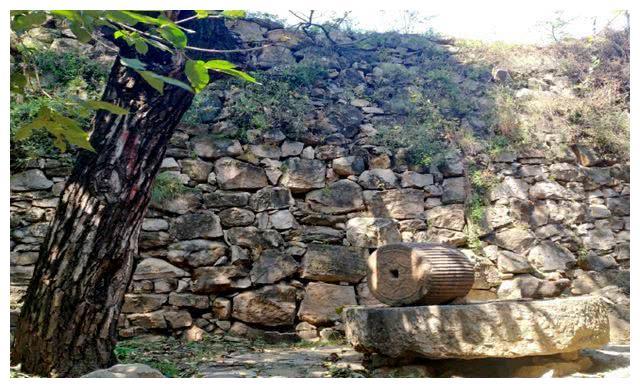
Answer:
[367,243,475,306]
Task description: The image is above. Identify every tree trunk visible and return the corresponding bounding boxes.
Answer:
[11,15,242,377]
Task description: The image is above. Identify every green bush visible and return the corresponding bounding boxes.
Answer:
[10,48,109,166]
[31,50,108,91]
[225,76,313,139]
[180,88,223,126]
[375,90,458,167]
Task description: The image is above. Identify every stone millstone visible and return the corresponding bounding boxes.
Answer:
[367,243,474,306]
[344,296,610,359]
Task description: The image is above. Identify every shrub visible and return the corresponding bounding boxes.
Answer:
[10,48,109,166]
[180,88,223,126]
[224,74,313,139]
[30,49,108,92]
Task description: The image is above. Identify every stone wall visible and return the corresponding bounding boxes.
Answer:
[10,18,630,343]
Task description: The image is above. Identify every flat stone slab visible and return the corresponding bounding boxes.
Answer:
[344,296,609,359]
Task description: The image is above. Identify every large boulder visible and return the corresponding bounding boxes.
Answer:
[280,158,326,193]
[301,244,367,283]
[528,241,577,271]
[363,189,424,219]
[441,177,466,204]
[332,156,366,177]
[203,191,250,208]
[358,169,399,189]
[133,258,188,280]
[425,204,466,231]
[168,293,210,309]
[191,136,242,159]
[82,364,164,378]
[306,179,365,214]
[169,210,222,240]
[497,275,571,299]
[232,285,297,326]
[122,294,167,313]
[249,186,293,212]
[298,282,357,325]
[218,207,255,227]
[529,181,581,200]
[179,159,213,182]
[10,169,53,191]
[489,177,529,201]
[345,296,609,359]
[127,310,167,329]
[151,191,202,215]
[496,250,533,274]
[224,226,284,252]
[491,227,536,253]
[166,239,227,267]
[400,171,434,188]
[214,157,268,190]
[191,266,250,293]
[345,217,401,248]
[250,249,299,284]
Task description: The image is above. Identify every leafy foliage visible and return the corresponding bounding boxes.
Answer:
[10,10,256,153]
[220,64,322,139]
[10,49,110,164]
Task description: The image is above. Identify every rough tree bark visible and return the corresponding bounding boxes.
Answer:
[11,14,243,377]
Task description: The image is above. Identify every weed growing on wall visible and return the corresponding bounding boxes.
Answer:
[151,172,196,204]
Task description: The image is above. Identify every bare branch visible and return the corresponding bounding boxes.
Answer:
[185,43,275,54]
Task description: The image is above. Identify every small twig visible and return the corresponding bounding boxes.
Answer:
[91,33,119,53]
[185,43,275,54]
[174,13,224,25]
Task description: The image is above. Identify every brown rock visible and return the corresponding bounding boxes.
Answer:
[214,157,268,190]
[232,285,297,326]
[122,294,167,313]
[298,282,357,325]
[306,179,365,214]
[301,244,367,283]
[363,189,424,219]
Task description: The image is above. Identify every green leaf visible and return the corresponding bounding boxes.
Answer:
[137,70,194,94]
[15,107,95,152]
[50,10,79,20]
[84,101,129,115]
[158,23,187,49]
[134,40,149,55]
[221,10,246,19]
[105,10,141,26]
[11,11,47,32]
[155,75,193,93]
[203,60,237,70]
[51,11,93,43]
[10,72,27,94]
[53,136,67,153]
[185,60,210,93]
[69,21,92,43]
[120,57,147,70]
[116,11,162,26]
[216,68,257,83]
[62,125,95,152]
[195,10,209,19]
[14,118,43,140]
[137,71,165,94]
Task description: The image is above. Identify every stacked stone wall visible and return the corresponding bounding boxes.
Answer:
[10,18,630,343]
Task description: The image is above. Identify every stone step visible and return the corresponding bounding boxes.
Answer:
[344,295,609,359]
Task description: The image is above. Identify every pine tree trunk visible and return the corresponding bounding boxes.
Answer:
[11,15,242,377]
